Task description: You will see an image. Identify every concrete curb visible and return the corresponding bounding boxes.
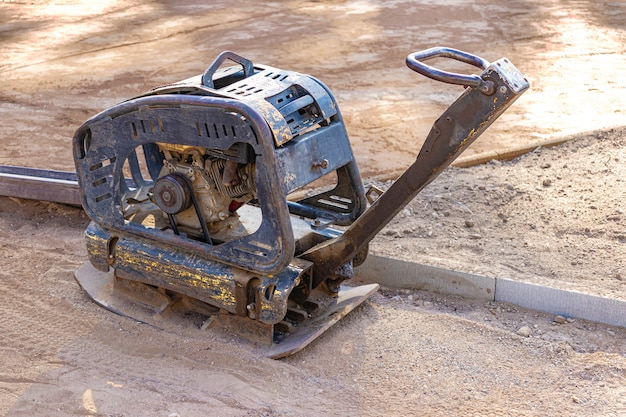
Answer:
[356,254,626,328]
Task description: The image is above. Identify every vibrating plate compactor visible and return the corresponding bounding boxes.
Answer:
[1,47,528,358]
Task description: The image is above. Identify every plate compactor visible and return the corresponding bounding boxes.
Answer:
[58,48,526,358]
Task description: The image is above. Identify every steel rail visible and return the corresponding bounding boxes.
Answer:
[0,165,81,206]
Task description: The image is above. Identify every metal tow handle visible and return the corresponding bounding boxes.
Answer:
[406,47,494,94]
[303,48,529,292]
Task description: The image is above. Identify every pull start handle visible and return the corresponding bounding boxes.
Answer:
[406,47,494,94]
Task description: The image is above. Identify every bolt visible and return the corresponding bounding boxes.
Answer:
[246,303,256,319]
[479,80,495,95]
[312,159,329,170]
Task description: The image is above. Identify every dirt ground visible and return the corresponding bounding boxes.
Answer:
[371,127,626,302]
[3,0,626,176]
[1,1,626,416]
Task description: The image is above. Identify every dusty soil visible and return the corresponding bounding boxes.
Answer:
[1,1,626,416]
[2,0,626,176]
[371,127,626,302]
[2,132,626,416]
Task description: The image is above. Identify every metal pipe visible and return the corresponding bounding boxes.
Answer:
[0,166,81,206]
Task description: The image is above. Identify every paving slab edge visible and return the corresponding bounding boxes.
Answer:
[356,254,626,328]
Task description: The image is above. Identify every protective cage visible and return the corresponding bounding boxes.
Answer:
[72,52,368,340]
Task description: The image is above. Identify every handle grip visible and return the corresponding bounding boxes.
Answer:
[406,47,491,89]
[202,51,255,88]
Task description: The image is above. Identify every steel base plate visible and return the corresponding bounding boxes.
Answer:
[74,261,378,359]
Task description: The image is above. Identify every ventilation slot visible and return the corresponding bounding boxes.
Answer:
[265,71,288,81]
[95,192,113,203]
[316,195,351,211]
[235,246,268,258]
[198,123,235,139]
[131,119,165,138]
[92,178,107,187]
[226,82,264,97]
[89,157,116,172]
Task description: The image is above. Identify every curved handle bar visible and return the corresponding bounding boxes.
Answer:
[202,51,255,88]
[406,47,491,89]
